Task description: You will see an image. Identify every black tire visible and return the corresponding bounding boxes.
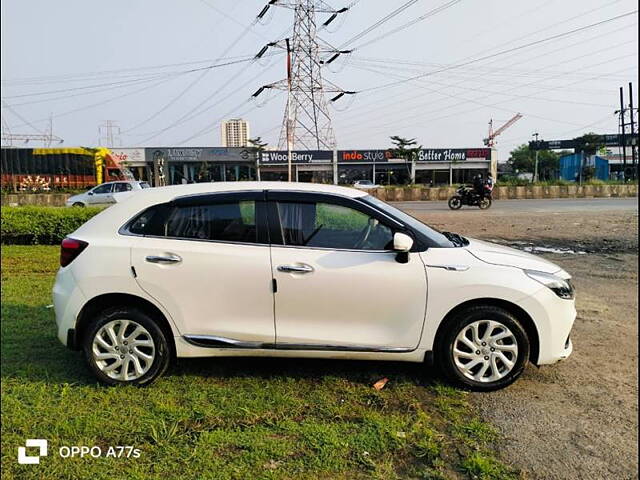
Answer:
[435,305,529,391]
[478,197,492,209]
[73,202,85,207]
[82,307,170,386]
[448,196,463,210]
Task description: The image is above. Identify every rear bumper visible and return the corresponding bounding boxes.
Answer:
[53,267,86,349]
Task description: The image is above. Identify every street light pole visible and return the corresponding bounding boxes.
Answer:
[533,132,540,183]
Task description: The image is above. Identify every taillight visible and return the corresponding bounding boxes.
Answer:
[60,238,88,267]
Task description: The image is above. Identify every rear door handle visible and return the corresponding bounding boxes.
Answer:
[277,264,314,274]
[146,254,182,264]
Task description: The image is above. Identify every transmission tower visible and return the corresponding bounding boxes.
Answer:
[253,0,354,153]
[1,112,63,147]
[98,120,122,147]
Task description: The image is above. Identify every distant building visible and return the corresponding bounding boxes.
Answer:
[559,153,609,181]
[221,119,250,147]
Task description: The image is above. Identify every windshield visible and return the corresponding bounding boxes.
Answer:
[140,182,150,189]
[361,195,457,248]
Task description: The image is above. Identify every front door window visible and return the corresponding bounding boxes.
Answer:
[275,201,393,250]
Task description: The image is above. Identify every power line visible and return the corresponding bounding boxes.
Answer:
[454,0,625,64]
[339,0,421,48]
[122,18,258,134]
[349,61,617,108]
[358,10,638,94]
[8,74,187,130]
[1,57,258,101]
[335,27,637,126]
[340,62,636,140]
[352,0,463,50]
[134,62,262,144]
[175,92,283,146]
[340,16,637,118]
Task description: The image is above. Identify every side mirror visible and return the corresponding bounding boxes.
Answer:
[393,232,413,264]
[88,192,94,195]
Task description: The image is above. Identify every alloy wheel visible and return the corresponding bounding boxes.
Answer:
[91,319,156,381]
[452,319,518,383]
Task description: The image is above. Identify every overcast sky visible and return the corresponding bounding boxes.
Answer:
[1,0,637,159]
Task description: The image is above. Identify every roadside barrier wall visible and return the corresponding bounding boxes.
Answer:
[2,184,637,206]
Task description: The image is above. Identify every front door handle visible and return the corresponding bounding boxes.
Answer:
[146,254,182,265]
[277,264,314,274]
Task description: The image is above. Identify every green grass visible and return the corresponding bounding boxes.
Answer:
[1,246,518,479]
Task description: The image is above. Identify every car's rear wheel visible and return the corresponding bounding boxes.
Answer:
[435,306,529,391]
[72,202,85,207]
[82,307,170,386]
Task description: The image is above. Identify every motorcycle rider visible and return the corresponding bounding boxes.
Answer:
[485,173,495,197]
[473,173,485,200]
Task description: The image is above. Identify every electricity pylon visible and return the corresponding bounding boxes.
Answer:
[253,0,354,160]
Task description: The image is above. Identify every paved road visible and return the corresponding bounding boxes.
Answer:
[392,197,638,214]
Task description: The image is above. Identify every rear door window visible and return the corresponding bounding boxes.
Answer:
[166,201,257,243]
[113,182,133,192]
[127,199,262,244]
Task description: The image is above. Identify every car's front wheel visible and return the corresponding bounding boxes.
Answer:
[435,305,529,391]
[448,196,463,210]
[82,307,170,386]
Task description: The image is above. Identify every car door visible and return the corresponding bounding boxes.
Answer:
[268,192,428,351]
[128,191,275,344]
[112,182,135,203]
[87,183,114,205]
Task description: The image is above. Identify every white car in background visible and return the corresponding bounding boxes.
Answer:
[53,182,575,390]
[353,179,379,189]
[66,180,150,207]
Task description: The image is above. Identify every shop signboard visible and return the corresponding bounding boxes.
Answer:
[338,150,395,163]
[529,134,639,151]
[145,147,254,163]
[338,148,490,163]
[108,148,146,166]
[417,148,490,162]
[259,150,333,164]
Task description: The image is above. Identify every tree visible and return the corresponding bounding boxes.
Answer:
[197,160,210,182]
[507,144,534,174]
[247,137,269,181]
[573,132,604,155]
[507,144,562,181]
[389,136,421,185]
[247,137,268,159]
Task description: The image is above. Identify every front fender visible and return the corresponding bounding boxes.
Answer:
[418,248,544,351]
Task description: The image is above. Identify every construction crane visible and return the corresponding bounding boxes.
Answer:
[484,113,523,147]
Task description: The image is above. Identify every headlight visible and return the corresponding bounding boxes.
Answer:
[525,270,575,300]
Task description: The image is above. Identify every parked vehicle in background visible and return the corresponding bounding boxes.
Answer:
[448,185,492,210]
[353,179,379,189]
[53,182,575,390]
[66,181,150,207]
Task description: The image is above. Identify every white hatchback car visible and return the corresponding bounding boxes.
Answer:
[53,182,575,390]
[66,180,150,207]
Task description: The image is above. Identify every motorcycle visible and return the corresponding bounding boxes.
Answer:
[448,185,492,210]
